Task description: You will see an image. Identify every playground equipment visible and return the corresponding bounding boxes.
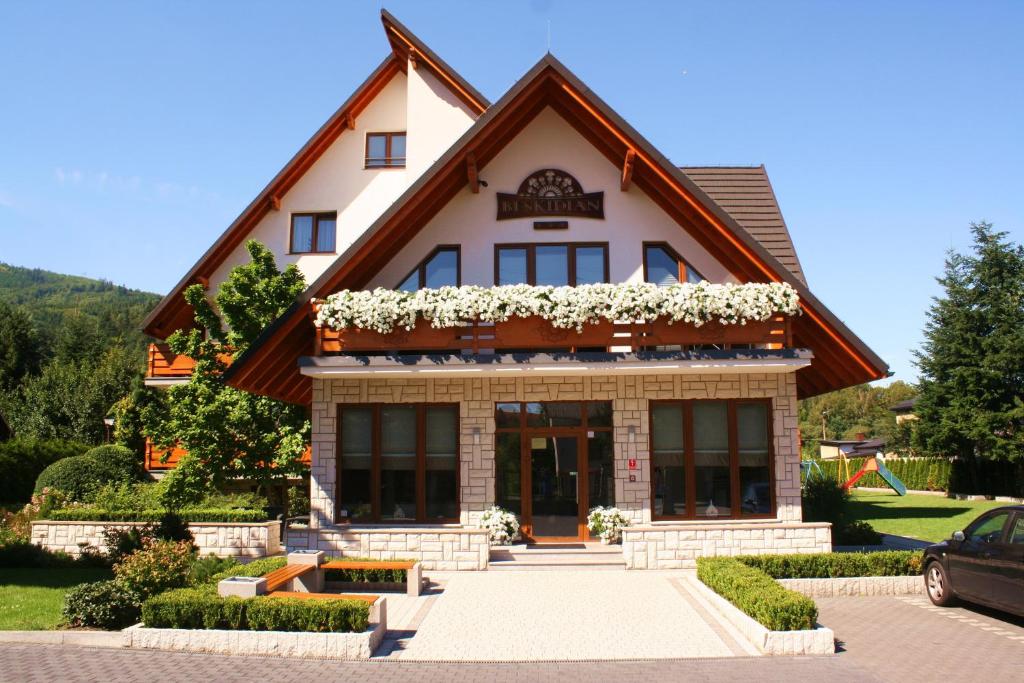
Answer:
[800,460,825,490]
[840,452,906,496]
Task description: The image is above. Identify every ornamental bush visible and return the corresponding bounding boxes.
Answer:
[62,579,142,630]
[142,591,369,633]
[478,506,520,546]
[84,444,143,486]
[114,540,195,599]
[33,455,99,502]
[315,281,801,335]
[736,551,922,579]
[696,557,818,631]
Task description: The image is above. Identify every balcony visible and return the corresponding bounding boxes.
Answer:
[311,282,799,358]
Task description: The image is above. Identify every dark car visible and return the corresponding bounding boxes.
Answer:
[922,505,1024,617]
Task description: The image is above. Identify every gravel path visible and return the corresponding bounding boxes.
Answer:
[395,569,736,661]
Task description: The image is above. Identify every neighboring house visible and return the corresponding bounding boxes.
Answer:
[890,398,919,424]
[140,12,887,568]
[819,437,887,461]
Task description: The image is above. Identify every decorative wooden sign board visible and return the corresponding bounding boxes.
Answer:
[497,169,604,220]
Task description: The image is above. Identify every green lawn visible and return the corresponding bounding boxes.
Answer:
[0,568,112,630]
[848,491,1007,542]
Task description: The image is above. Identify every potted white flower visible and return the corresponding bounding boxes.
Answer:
[587,506,630,544]
[478,506,520,546]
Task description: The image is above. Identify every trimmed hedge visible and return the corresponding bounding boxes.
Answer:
[814,458,951,492]
[736,551,923,579]
[46,508,268,523]
[696,557,818,631]
[142,591,370,632]
[323,556,413,583]
[84,445,143,485]
[33,455,99,501]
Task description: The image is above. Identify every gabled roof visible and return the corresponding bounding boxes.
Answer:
[225,54,888,404]
[141,12,487,340]
[683,166,805,284]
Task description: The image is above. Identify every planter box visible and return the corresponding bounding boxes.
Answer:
[31,520,281,559]
[778,575,923,598]
[127,595,387,660]
[685,575,835,655]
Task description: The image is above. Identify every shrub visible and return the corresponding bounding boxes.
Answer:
[697,557,818,631]
[33,456,99,502]
[188,554,239,585]
[84,444,142,485]
[46,508,268,523]
[153,512,195,545]
[62,579,141,630]
[736,551,922,578]
[114,540,194,599]
[836,520,882,546]
[210,556,287,583]
[801,477,882,545]
[0,540,76,568]
[0,439,86,505]
[142,592,369,633]
[102,525,153,566]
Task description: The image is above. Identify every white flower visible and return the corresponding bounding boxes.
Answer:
[315,282,801,335]
[478,506,521,546]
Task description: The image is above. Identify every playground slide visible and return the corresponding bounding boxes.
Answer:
[874,459,907,496]
[843,468,868,489]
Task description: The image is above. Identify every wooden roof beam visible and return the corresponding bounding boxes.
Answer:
[466,151,479,193]
[621,149,636,191]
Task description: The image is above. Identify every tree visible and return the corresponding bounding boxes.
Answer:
[0,301,42,391]
[913,222,1024,486]
[143,241,309,506]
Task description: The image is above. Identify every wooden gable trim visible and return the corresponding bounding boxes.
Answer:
[141,56,403,340]
[226,57,886,403]
[381,10,489,115]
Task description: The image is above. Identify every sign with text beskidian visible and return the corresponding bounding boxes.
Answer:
[496,169,604,220]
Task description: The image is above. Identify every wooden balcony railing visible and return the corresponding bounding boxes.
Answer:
[146,343,233,380]
[144,439,313,472]
[313,309,793,356]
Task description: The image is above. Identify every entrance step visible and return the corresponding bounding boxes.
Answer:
[488,543,626,570]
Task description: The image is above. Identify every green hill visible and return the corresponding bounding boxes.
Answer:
[0,262,162,357]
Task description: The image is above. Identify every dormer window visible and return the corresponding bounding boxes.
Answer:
[643,242,703,285]
[397,246,460,290]
[290,212,336,254]
[365,132,406,168]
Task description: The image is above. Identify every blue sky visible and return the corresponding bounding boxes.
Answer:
[1,1,1021,385]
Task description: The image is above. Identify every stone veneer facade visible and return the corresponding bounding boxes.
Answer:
[302,372,830,569]
[31,520,281,559]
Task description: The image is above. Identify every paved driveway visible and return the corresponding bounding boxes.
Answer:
[818,595,1024,681]
[389,570,744,661]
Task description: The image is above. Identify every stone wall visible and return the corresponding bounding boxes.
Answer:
[287,526,489,570]
[309,372,803,530]
[621,522,832,569]
[30,521,282,559]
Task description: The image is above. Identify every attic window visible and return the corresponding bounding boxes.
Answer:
[644,243,703,285]
[365,132,406,169]
[397,246,460,290]
[290,212,337,254]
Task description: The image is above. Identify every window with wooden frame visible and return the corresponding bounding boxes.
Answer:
[494,243,609,286]
[643,242,704,285]
[650,399,773,520]
[397,246,460,291]
[365,132,407,168]
[337,404,459,523]
[290,212,337,254]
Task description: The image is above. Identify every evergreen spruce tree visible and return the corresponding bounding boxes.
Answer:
[913,222,1024,491]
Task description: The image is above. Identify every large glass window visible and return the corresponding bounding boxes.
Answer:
[650,399,773,519]
[398,246,460,291]
[644,243,702,285]
[337,404,459,522]
[290,212,337,254]
[495,243,609,285]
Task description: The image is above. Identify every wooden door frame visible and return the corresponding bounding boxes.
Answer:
[520,431,590,543]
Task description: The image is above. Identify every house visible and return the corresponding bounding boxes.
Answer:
[819,436,887,461]
[141,11,887,569]
[890,398,918,424]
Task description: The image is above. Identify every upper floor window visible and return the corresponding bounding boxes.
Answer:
[290,212,336,254]
[365,132,406,169]
[398,246,460,291]
[644,243,703,285]
[495,243,609,286]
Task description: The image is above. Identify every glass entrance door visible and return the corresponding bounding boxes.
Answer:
[529,436,581,538]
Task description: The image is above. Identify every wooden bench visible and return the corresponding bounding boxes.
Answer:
[321,560,422,597]
[262,563,315,592]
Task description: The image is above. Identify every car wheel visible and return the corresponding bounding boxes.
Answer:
[925,561,957,607]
